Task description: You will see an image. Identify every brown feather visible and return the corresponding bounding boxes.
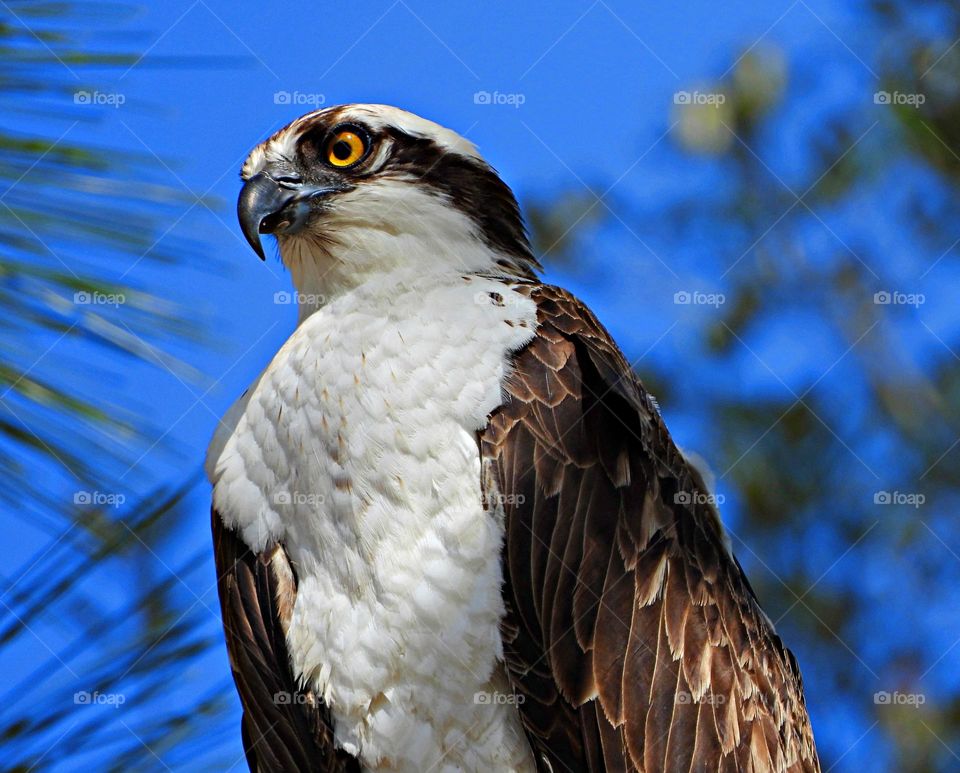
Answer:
[211,508,360,772]
[482,284,820,773]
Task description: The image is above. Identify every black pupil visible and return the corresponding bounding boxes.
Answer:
[332,139,353,160]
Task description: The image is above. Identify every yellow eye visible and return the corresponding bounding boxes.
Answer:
[326,130,366,167]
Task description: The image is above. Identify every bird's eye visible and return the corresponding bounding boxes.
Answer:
[326,129,367,168]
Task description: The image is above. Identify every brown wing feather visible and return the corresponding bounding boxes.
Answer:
[481,285,820,773]
[211,508,360,773]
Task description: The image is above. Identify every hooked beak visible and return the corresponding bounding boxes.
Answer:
[237,172,340,260]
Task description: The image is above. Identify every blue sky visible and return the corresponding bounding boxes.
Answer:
[94,0,865,480]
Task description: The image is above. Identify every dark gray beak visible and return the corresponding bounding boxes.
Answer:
[237,172,339,260]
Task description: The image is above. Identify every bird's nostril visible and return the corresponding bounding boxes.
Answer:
[259,198,311,235]
[274,176,303,189]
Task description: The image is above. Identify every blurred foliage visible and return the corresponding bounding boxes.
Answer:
[527,2,960,770]
[0,2,235,770]
[0,0,209,510]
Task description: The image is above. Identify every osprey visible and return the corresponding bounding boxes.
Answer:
[207,104,820,772]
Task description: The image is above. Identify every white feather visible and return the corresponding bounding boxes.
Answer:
[209,271,538,771]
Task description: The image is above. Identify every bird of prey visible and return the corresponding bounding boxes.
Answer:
[207,104,820,773]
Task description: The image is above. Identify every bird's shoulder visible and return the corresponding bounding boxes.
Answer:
[481,281,821,772]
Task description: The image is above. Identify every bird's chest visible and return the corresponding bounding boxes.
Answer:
[209,277,538,770]
[268,279,535,580]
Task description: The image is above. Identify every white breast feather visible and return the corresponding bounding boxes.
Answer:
[207,271,539,772]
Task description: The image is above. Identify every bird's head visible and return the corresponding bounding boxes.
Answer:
[237,104,539,303]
